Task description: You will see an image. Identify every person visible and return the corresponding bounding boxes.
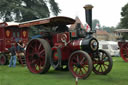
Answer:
[8,43,17,67]
[17,40,25,52]
[56,25,69,32]
[16,40,25,57]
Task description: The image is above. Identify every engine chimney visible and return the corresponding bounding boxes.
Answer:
[84,5,93,30]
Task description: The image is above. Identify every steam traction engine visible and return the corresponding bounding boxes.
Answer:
[24,5,113,79]
[115,29,128,62]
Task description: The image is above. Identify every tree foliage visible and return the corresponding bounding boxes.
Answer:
[121,3,128,29]
[102,26,115,33]
[119,3,128,40]
[0,0,61,22]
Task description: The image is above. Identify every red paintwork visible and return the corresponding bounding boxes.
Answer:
[52,32,82,61]
[69,39,82,50]
[118,42,125,48]
[118,41,128,62]
[0,22,28,53]
[0,55,5,64]
[53,51,58,61]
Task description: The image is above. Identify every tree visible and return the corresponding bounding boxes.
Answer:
[121,3,128,29]
[119,3,128,40]
[0,0,61,22]
[102,26,110,32]
[101,26,115,33]
[116,22,122,29]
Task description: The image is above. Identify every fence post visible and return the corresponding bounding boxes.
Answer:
[75,77,78,85]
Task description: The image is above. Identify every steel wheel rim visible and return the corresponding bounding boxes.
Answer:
[26,39,46,73]
[120,44,128,62]
[69,52,91,78]
[93,50,111,74]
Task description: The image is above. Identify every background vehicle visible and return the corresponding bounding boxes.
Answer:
[115,29,128,62]
[22,5,113,79]
[0,22,28,65]
[99,41,120,57]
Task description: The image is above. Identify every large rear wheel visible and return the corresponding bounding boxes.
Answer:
[25,38,51,74]
[68,50,92,79]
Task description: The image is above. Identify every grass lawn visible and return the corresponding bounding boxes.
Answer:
[0,57,128,85]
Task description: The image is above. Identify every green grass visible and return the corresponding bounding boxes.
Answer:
[0,57,128,85]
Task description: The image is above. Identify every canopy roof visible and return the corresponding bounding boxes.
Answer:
[0,22,19,28]
[19,16,75,28]
[115,29,128,33]
[0,16,75,30]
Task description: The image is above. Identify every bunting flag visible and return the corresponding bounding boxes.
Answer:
[95,23,99,29]
[86,24,91,32]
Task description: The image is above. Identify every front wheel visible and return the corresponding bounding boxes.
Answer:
[0,54,8,65]
[68,50,92,79]
[92,49,113,75]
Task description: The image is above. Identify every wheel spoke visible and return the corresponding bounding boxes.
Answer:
[74,67,78,72]
[29,45,35,50]
[102,64,107,71]
[84,64,89,68]
[37,61,43,70]
[27,53,34,57]
[39,50,45,56]
[27,54,35,61]
[122,47,127,51]
[97,65,101,71]
[31,59,38,65]
[82,66,87,72]
[72,60,77,65]
[80,57,86,64]
[100,65,103,72]
[33,40,38,52]
[79,68,84,75]
[94,64,99,68]
[38,43,42,51]
[76,55,80,63]
[40,57,45,66]
[104,63,109,67]
[36,59,41,66]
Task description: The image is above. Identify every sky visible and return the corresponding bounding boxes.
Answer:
[55,0,128,27]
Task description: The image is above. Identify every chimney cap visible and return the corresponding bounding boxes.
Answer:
[83,4,93,9]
